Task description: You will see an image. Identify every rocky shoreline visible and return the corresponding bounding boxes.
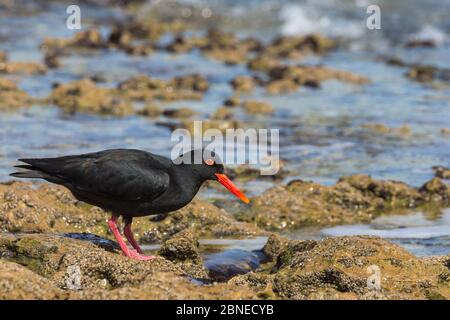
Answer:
[0,178,449,300]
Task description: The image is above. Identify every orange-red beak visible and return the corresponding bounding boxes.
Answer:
[215,173,250,204]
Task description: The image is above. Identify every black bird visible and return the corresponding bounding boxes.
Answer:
[11,149,249,260]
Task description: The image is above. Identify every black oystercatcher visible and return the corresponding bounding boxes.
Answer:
[10,149,249,260]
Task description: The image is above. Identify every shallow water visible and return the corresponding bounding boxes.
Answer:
[288,209,450,256]
[1,0,449,257]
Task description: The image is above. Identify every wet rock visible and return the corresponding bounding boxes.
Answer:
[0,182,108,235]
[181,119,243,135]
[230,76,255,92]
[223,95,240,107]
[265,79,300,94]
[248,55,280,72]
[212,106,234,120]
[271,236,450,300]
[158,229,208,279]
[137,103,162,117]
[163,107,196,118]
[41,29,105,52]
[0,61,47,75]
[140,199,262,243]
[406,65,450,83]
[117,74,206,101]
[262,234,287,262]
[244,175,440,231]
[159,229,201,262]
[43,50,61,69]
[441,128,450,136]
[263,34,335,59]
[267,64,369,85]
[0,232,258,299]
[419,178,450,204]
[433,166,450,179]
[0,79,33,110]
[242,100,274,114]
[405,39,436,48]
[361,123,411,137]
[0,51,7,63]
[0,233,181,290]
[50,79,133,116]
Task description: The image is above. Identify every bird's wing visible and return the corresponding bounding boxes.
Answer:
[19,150,171,201]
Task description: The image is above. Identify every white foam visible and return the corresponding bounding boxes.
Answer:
[408,25,448,46]
[280,4,365,39]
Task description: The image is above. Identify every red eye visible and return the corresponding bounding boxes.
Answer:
[205,159,215,166]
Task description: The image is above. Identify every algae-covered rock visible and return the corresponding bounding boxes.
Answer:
[158,229,208,280]
[244,175,446,231]
[0,181,108,235]
[230,76,255,92]
[163,107,196,118]
[433,166,450,179]
[242,100,274,114]
[117,74,207,101]
[50,79,133,116]
[0,259,68,299]
[271,236,450,300]
[0,78,33,110]
[0,233,181,290]
[0,233,256,299]
[0,61,47,75]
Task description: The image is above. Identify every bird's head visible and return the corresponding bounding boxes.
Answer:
[174,149,249,204]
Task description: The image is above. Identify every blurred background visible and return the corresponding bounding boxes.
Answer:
[0,0,449,255]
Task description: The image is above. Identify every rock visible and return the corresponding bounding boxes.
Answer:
[265,79,300,94]
[361,123,411,137]
[243,175,441,231]
[433,166,450,179]
[137,104,161,117]
[263,34,335,59]
[248,55,280,72]
[0,259,68,299]
[0,79,33,110]
[163,107,196,118]
[158,229,208,279]
[212,106,234,120]
[140,199,262,243]
[223,95,240,107]
[230,76,255,92]
[0,182,108,235]
[242,100,274,114]
[271,236,450,300]
[0,233,256,299]
[267,64,369,85]
[0,51,7,63]
[419,177,450,204]
[50,79,133,116]
[0,182,261,245]
[262,234,287,262]
[441,128,450,136]
[41,29,105,52]
[406,65,450,83]
[117,74,206,101]
[0,61,47,75]
[159,229,201,262]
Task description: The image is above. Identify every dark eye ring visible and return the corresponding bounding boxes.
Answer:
[205,159,215,166]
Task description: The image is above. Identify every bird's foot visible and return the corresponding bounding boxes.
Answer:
[127,249,156,261]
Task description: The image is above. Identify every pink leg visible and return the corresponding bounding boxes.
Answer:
[107,215,155,261]
[124,223,143,254]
